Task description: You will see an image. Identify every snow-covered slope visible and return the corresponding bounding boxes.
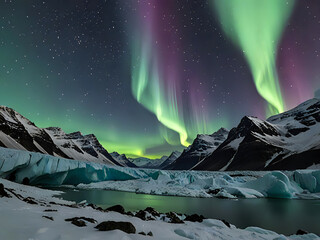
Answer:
[0,106,119,165]
[165,128,229,170]
[44,128,119,165]
[110,152,137,168]
[194,99,320,171]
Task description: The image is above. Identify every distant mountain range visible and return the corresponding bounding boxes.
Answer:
[0,106,120,165]
[129,156,168,169]
[1,98,320,171]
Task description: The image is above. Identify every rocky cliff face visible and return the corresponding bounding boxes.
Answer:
[165,128,229,170]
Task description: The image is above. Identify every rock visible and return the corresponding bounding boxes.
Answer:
[87,203,103,211]
[105,205,125,214]
[42,216,54,221]
[138,231,153,236]
[185,214,205,222]
[0,183,9,198]
[44,209,57,212]
[207,189,220,195]
[221,219,231,228]
[135,210,147,220]
[166,212,184,224]
[22,177,30,185]
[65,217,97,224]
[125,211,134,217]
[95,221,136,234]
[23,197,37,205]
[296,229,308,235]
[71,219,86,227]
[144,207,160,217]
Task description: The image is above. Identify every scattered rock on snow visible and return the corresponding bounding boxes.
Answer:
[135,210,147,220]
[296,229,308,235]
[185,214,205,222]
[65,217,97,224]
[138,231,153,236]
[105,204,125,214]
[23,197,38,205]
[0,183,9,198]
[44,209,57,212]
[125,211,134,217]
[221,219,231,228]
[71,219,86,227]
[87,203,103,211]
[144,207,160,217]
[166,212,184,224]
[42,216,54,221]
[95,221,136,234]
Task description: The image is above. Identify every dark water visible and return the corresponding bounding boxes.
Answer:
[53,188,320,235]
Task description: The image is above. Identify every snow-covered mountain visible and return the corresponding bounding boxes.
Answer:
[0,106,119,165]
[158,151,181,169]
[110,152,137,168]
[194,98,320,171]
[129,156,168,169]
[165,128,229,170]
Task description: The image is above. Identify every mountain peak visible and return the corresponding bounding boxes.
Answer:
[66,131,83,139]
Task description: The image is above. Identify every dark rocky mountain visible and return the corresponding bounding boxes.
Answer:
[158,151,181,169]
[0,106,120,165]
[165,128,229,170]
[194,98,320,171]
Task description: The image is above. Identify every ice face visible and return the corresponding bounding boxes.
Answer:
[0,147,319,199]
[0,147,145,185]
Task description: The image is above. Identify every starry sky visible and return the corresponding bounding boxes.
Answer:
[0,0,320,158]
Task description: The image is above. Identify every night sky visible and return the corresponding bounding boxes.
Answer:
[0,0,320,158]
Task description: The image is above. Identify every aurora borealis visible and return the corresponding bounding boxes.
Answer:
[0,0,320,158]
[213,0,295,116]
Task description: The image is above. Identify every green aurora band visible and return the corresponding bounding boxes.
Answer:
[131,37,191,147]
[213,0,296,116]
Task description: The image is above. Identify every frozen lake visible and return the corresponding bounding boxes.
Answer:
[53,188,320,235]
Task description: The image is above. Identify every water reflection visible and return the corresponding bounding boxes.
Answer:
[54,188,320,235]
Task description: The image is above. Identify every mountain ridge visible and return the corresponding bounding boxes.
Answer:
[193,98,320,171]
[0,106,120,166]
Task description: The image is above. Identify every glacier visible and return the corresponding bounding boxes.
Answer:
[0,147,320,199]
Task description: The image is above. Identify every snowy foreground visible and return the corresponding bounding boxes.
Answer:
[0,147,320,199]
[0,178,319,240]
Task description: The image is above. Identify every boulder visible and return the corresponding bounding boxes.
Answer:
[95,221,136,234]
[185,214,205,222]
[105,205,125,214]
[296,229,308,235]
[0,183,9,198]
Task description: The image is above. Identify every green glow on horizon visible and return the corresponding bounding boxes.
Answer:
[213,0,295,116]
[131,37,191,147]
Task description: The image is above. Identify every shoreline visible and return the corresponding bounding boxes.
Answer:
[1,178,319,240]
